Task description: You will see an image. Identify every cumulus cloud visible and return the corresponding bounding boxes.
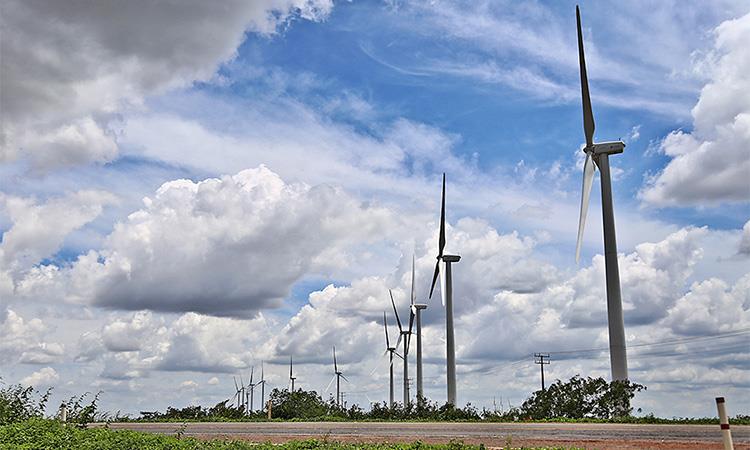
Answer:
[0,310,63,366]
[739,220,750,256]
[0,0,333,169]
[43,166,393,316]
[640,13,750,206]
[0,190,116,274]
[20,367,59,387]
[664,274,750,336]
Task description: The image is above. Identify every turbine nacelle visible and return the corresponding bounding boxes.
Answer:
[585,141,625,156]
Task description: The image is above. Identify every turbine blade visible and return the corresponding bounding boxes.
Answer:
[440,259,447,307]
[576,152,596,263]
[261,361,264,381]
[395,332,403,350]
[341,374,349,383]
[394,351,404,360]
[428,260,440,299]
[250,366,254,385]
[410,254,416,306]
[290,355,293,378]
[333,346,338,373]
[438,173,446,257]
[325,374,336,393]
[406,310,415,350]
[577,5,595,147]
[390,289,403,332]
[383,311,390,348]
[233,376,238,391]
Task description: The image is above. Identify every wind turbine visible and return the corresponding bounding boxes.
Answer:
[428,173,460,405]
[574,5,628,381]
[289,355,297,391]
[410,254,428,405]
[247,367,256,414]
[390,289,414,406]
[325,346,349,407]
[232,376,242,410]
[257,362,266,412]
[238,374,246,412]
[373,311,400,408]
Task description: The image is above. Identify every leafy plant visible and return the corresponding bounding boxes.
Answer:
[0,381,51,424]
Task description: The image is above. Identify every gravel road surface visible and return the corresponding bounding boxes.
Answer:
[99,421,750,449]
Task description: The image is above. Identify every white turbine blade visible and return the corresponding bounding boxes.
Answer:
[410,254,416,306]
[576,152,596,263]
[341,374,349,383]
[370,351,389,376]
[395,332,403,350]
[325,374,336,393]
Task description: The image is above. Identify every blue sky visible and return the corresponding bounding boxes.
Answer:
[1,0,749,418]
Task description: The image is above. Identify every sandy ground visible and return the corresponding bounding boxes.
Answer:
[98,421,750,449]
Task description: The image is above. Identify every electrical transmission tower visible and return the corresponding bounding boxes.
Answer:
[534,353,550,392]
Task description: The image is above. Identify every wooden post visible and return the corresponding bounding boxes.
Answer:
[716,397,734,450]
[266,400,272,420]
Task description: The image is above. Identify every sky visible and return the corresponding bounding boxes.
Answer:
[1,0,749,418]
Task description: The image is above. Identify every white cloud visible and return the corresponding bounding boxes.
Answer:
[0,0,334,169]
[739,220,750,256]
[0,310,63,366]
[20,367,59,388]
[664,274,750,336]
[48,166,394,316]
[0,190,116,274]
[640,13,750,206]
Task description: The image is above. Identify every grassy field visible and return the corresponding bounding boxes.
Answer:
[0,419,581,450]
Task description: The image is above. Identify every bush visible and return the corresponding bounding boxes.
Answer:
[0,382,51,424]
[512,375,646,420]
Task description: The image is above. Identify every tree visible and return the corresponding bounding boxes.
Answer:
[517,375,645,419]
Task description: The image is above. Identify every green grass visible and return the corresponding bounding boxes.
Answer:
[0,419,581,450]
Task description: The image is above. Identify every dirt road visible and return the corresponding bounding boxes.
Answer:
[100,421,750,449]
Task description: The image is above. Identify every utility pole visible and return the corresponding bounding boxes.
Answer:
[534,353,550,392]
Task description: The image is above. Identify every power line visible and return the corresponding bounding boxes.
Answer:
[546,328,750,357]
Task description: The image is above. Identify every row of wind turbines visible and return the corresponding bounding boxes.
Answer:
[230,5,629,409]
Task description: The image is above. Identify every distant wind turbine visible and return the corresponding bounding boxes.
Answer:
[289,355,297,391]
[410,254,428,405]
[390,289,414,406]
[372,311,401,408]
[325,346,349,407]
[574,5,628,381]
[428,173,461,405]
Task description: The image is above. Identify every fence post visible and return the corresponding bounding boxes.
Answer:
[267,400,272,420]
[715,397,734,450]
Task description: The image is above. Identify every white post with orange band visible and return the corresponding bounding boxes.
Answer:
[716,397,734,450]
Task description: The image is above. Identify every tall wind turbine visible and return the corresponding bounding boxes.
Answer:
[326,346,349,407]
[429,173,461,405]
[390,289,414,406]
[410,254,428,405]
[289,356,297,391]
[574,5,628,381]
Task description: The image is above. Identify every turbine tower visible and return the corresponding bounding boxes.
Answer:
[326,346,349,407]
[429,173,460,405]
[410,254,428,405]
[574,5,628,381]
[390,289,414,406]
[289,355,297,391]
